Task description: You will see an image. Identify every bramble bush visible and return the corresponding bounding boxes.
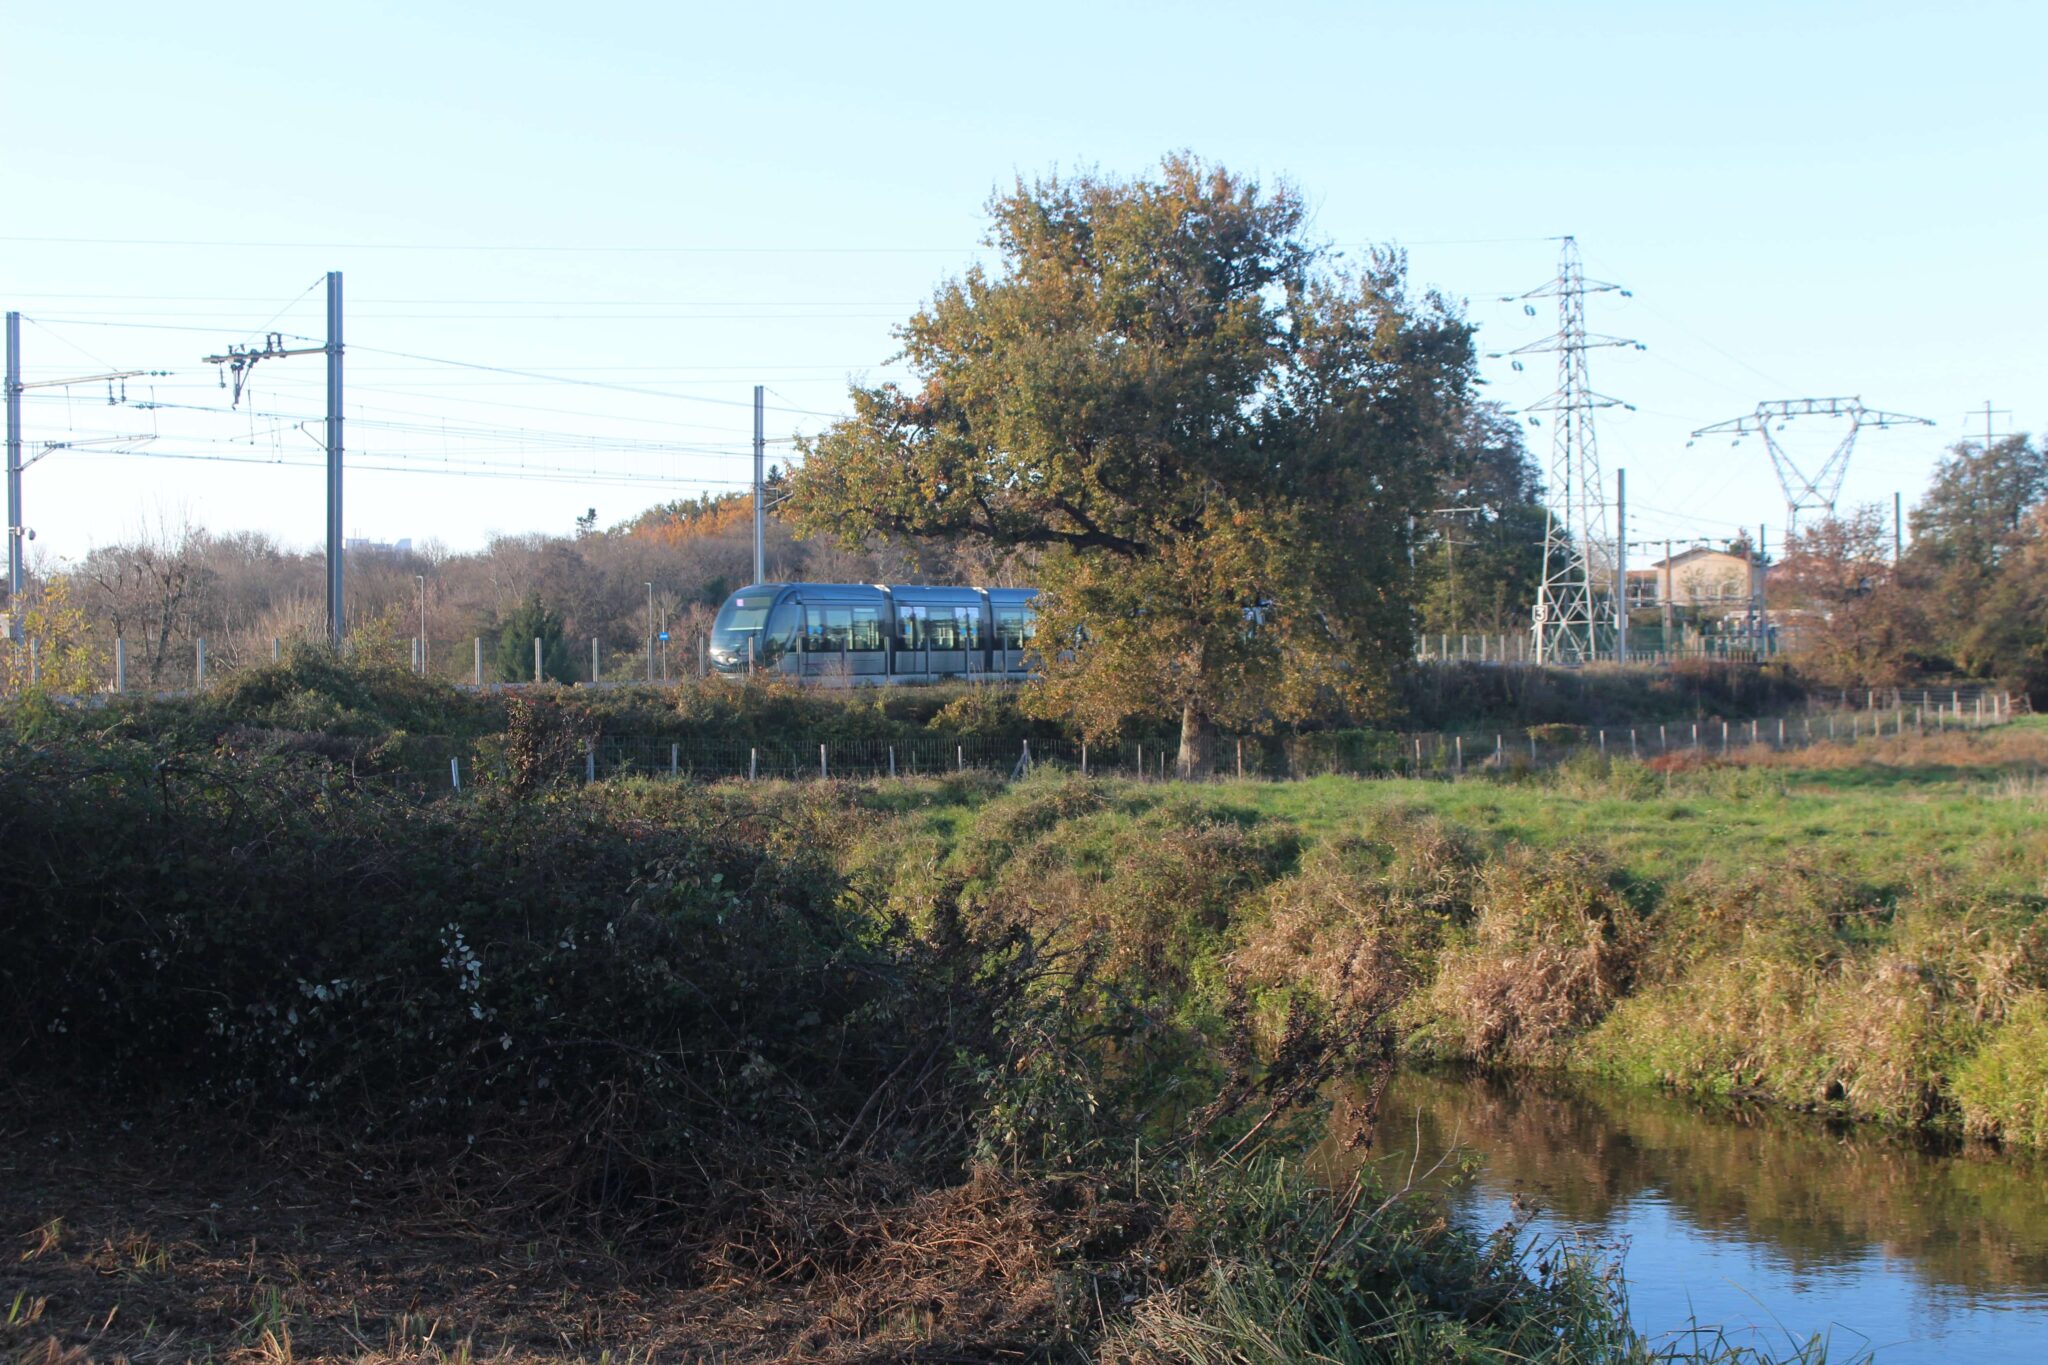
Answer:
[0,736,1024,1223]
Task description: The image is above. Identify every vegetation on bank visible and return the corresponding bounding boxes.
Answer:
[20,644,1823,768]
[0,710,1947,1360]
[902,722,2048,1147]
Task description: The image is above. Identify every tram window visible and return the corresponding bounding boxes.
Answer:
[806,608,846,653]
[927,610,959,650]
[954,606,983,649]
[850,606,883,652]
[996,610,1028,650]
[896,604,926,649]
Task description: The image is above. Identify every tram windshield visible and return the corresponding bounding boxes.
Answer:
[710,594,772,650]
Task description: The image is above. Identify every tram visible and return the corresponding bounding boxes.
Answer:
[707,582,1038,683]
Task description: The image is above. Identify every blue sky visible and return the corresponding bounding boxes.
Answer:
[4,0,2040,565]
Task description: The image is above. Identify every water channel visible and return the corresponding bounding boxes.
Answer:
[1326,1072,2048,1362]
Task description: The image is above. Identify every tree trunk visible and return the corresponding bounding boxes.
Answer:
[1176,700,1213,780]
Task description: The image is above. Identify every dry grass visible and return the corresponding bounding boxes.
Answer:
[1427,846,1646,1067]
[0,1095,1087,1365]
[1646,722,2048,778]
[1233,809,1473,1031]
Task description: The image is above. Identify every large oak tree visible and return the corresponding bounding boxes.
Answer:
[788,157,1475,774]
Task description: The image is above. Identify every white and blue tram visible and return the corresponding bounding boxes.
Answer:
[707,582,1038,683]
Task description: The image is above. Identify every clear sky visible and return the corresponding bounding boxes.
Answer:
[5,0,2040,568]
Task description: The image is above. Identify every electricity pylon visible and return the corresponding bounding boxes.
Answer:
[1690,397,1931,535]
[1500,237,1643,664]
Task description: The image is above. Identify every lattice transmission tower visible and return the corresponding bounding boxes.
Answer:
[1501,237,1643,664]
[1690,397,1931,535]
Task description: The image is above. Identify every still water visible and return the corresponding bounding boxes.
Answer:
[1335,1072,2048,1363]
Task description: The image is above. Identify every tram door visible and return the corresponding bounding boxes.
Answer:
[994,605,1032,675]
[893,603,982,677]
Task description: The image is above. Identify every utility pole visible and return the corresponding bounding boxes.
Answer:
[1756,523,1768,654]
[1965,401,2012,449]
[752,384,766,586]
[1615,468,1628,663]
[1501,237,1641,664]
[199,271,344,646]
[1661,538,1674,652]
[415,573,427,676]
[1893,491,1904,562]
[645,581,656,682]
[1429,505,1483,641]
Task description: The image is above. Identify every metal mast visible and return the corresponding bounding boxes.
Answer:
[752,384,766,585]
[199,272,344,646]
[325,272,344,647]
[1690,397,1931,535]
[1503,238,1641,664]
[6,313,149,616]
[4,313,19,609]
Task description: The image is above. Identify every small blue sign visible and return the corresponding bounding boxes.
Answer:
[658,631,670,642]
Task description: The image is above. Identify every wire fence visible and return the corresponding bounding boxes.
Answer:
[348,688,2021,797]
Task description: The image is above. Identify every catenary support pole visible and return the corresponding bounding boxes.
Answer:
[753,385,767,586]
[324,273,345,648]
[5,312,21,607]
[195,637,206,688]
[645,581,656,682]
[473,636,482,687]
[114,637,125,693]
[533,637,542,684]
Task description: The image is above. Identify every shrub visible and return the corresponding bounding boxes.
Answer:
[1106,1157,1638,1364]
[1235,809,1474,1034]
[970,796,1298,1003]
[0,737,1021,1239]
[1588,876,2046,1129]
[1427,846,1645,1065]
[1955,993,2048,1145]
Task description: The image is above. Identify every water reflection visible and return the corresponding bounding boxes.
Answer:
[1321,1071,2048,1363]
